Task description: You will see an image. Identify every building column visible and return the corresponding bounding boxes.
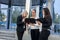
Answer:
[47,0,55,21]
[39,0,43,18]
[7,0,12,29]
[36,5,40,18]
[25,0,32,17]
[0,4,2,21]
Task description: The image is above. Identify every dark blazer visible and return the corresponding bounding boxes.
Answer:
[16,15,26,32]
[38,17,52,30]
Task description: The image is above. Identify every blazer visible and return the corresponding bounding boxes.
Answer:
[16,15,26,32]
[38,17,52,30]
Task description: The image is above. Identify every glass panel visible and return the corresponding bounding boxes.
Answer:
[10,6,25,30]
[54,13,60,34]
[1,4,8,8]
[0,9,8,29]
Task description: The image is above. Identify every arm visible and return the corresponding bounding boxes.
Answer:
[39,18,52,28]
[34,23,42,27]
[17,16,25,26]
[42,18,52,28]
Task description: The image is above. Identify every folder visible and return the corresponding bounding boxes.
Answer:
[25,18,36,24]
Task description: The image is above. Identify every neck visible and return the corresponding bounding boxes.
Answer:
[31,16,36,18]
[22,15,25,18]
[43,15,45,18]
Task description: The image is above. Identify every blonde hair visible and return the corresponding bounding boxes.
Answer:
[22,10,28,14]
[20,10,28,15]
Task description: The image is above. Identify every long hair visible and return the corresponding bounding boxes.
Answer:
[43,8,52,26]
[43,8,52,19]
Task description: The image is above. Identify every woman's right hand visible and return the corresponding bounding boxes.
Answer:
[36,21,41,25]
[29,23,35,26]
[26,23,29,26]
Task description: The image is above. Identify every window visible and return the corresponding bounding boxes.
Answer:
[0,9,8,29]
[0,4,8,29]
[10,6,25,29]
[1,4,8,8]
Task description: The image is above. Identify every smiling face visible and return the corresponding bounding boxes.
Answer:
[42,9,45,16]
[42,9,45,18]
[22,11,28,18]
[32,9,36,17]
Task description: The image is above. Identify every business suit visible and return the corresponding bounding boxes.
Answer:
[16,15,26,40]
[39,17,52,40]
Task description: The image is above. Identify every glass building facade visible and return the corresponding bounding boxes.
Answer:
[0,0,60,34]
[0,0,46,30]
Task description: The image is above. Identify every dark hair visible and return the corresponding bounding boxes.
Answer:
[43,8,52,26]
[43,8,52,19]
[32,9,36,13]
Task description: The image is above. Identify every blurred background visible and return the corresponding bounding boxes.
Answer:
[0,0,60,40]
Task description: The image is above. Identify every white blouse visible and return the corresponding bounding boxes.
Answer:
[28,17,42,30]
[30,17,39,29]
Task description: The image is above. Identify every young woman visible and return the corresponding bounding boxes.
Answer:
[38,8,52,40]
[27,9,39,40]
[16,11,28,40]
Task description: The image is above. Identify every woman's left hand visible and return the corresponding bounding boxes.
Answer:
[29,23,34,26]
[36,21,42,25]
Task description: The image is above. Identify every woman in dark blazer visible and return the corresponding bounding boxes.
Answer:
[16,11,28,40]
[38,8,52,40]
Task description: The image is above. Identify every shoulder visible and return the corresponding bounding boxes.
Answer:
[45,17,52,21]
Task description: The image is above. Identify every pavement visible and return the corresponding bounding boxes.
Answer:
[0,30,60,40]
[23,30,60,40]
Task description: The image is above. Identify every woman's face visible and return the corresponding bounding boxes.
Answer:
[42,10,45,15]
[42,10,45,18]
[32,10,36,16]
[22,11,28,18]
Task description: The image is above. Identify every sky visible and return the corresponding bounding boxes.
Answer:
[1,0,60,15]
[54,0,60,14]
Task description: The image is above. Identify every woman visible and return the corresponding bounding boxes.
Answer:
[27,9,39,40]
[38,8,52,40]
[16,11,28,40]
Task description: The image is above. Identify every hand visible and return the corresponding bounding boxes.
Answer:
[29,23,34,26]
[26,23,29,26]
[22,18,26,22]
[36,21,41,25]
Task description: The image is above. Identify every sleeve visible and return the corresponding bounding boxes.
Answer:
[25,18,30,24]
[42,18,52,28]
[39,18,52,28]
[17,16,24,26]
